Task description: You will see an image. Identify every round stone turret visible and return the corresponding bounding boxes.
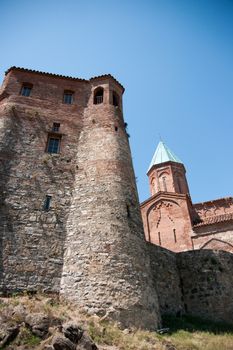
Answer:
[60,76,160,329]
[0,67,160,329]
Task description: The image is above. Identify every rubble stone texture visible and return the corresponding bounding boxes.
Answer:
[1,67,233,328]
[0,67,160,329]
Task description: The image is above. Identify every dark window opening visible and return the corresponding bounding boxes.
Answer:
[126,204,130,218]
[173,228,177,243]
[52,123,60,132]
[63,91,74,104]
[115,126,118,131]
[158,232,161,246]
[94,87,104,104]
[47,136,61,154]
[112,91,119,107]
[21,83,33,97]
[162,177,167,192]
[44,195,52,211]
[177,178,182,193]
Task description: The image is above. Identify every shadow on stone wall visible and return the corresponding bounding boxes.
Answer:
[0,102,84,293]
[162,313,233,334]
[147,242,233,325]
[0,105,23,292]
[177,249,233,325]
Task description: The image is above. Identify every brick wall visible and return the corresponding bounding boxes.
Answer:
[192,222,233,251]
[141,193,193,252]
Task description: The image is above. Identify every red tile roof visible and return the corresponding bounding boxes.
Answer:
[5,66,124,91]
[193,213,233,228]
[194,197,233,208]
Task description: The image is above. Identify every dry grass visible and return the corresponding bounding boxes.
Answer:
[165,330,233,350]
[1,294,233,350]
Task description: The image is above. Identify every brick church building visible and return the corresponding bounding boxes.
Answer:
[140,141,233,252]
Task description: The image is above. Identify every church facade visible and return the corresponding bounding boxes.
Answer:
[140,142,233,252]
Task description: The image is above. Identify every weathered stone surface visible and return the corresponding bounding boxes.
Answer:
[52,335,76,350]
[1,67,233,331]
[62,322,83,343]
[0,325,20,348]
[77,331,98,350]
[177,249,233,324]
[147,243,184,316]
[25,312,60,338]
[0,68,160,329]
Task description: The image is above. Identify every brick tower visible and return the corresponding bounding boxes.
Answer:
[147,141,190,196]
[0,67,160,329]
[141,141,193,252]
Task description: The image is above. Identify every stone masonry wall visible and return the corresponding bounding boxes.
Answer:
[147,243,184,316]
[177,250,233,324]
[0,68,161,330]
[0,69,86,292]
[1,67,233,329]
[60,78,160,329]
[148,241,233,325]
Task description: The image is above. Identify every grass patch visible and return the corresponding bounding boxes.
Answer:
[161,315,233,350]
[88,320,165,350]
[1,295,233,350]
[17,327,41,347]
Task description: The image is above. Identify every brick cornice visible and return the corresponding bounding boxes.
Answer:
[5,66,124,92]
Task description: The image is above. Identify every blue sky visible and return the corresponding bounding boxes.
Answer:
[1,0,232,203]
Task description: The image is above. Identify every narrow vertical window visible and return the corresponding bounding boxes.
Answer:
[126,204,130,218]
[63,90,74,104]
[44,195,52,211]
[177,177,181,193]
[47,136,61,154]
[20,83,33,97]
[151,178,156,195]
[94,87,104,104]
[112,91,119,107]
[173,228,177,243]
[52,123,60,132]
[162,177,167,191]
[158,232,161,246]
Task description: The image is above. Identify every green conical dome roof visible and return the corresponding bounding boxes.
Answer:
[148,141,183,172]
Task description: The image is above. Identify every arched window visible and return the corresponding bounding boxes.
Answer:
[94,87,104,104]
[151,178,156,195]
[177,177,182,193]
[162,176,167,191]
[112,91,119,107]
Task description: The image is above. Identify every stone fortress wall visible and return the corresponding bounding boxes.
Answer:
[0,67,232,328]
[0,67,159,329]
[148,244,233,324]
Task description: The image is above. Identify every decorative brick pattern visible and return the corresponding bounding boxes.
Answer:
[141,152,233,253]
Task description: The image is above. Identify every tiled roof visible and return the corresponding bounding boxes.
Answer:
[194,197,233,208]
[193,213,233,228]
[5,66,124,91]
